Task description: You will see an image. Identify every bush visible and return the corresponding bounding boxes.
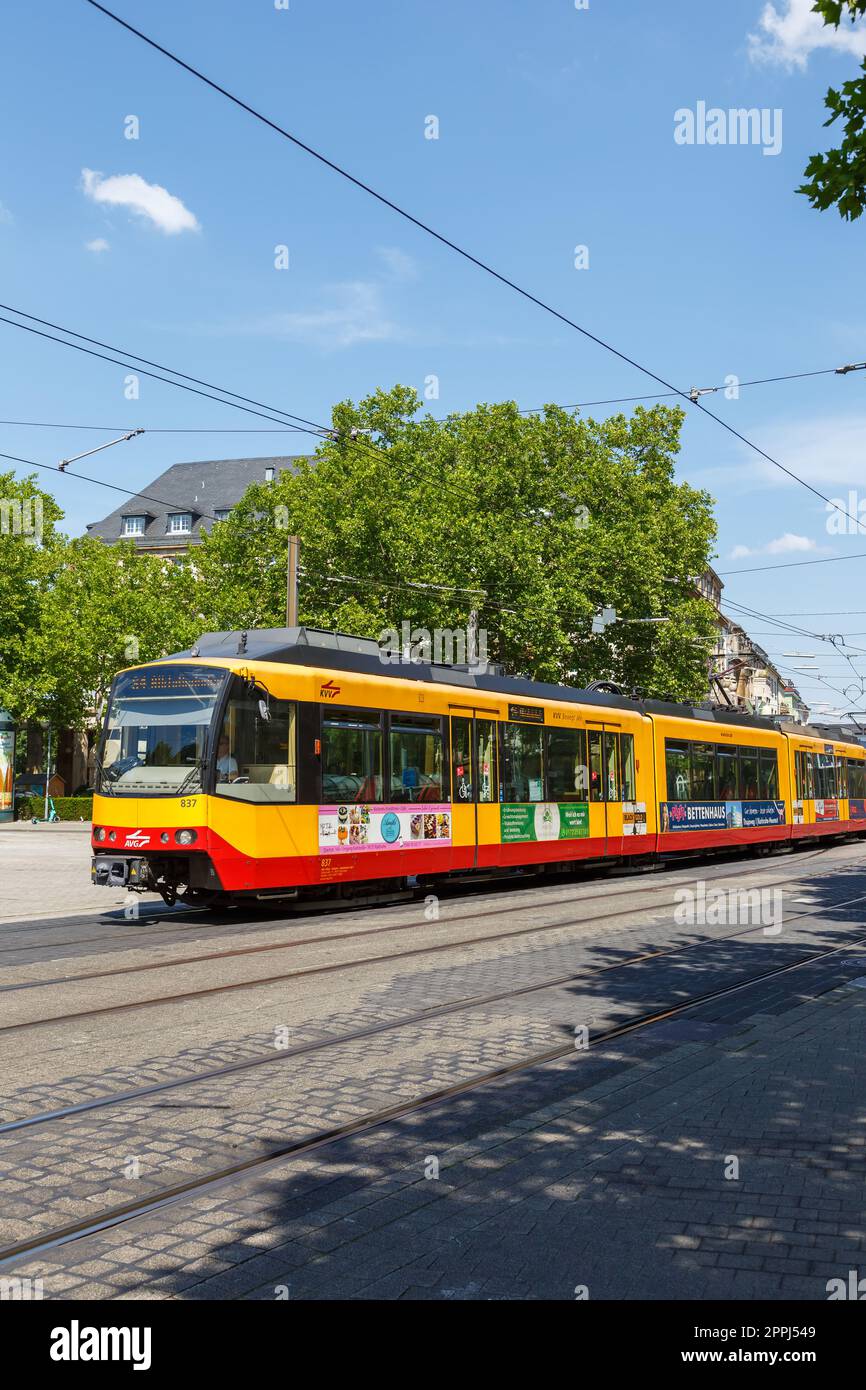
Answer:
[16,795,93,822]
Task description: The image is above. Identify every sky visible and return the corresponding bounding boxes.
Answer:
[3,0,866,717]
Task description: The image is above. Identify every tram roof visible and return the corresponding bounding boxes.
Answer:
[168,626,790,732]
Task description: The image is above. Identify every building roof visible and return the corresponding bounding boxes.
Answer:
[86,455,310,550]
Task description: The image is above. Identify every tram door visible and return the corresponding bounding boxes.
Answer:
[449,707,499,871]
[587,721,624,855]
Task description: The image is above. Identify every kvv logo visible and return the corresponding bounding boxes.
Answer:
[379,621,489,672]
[674,102,782,157]
[674,882,782,934]
[0,494,43,545]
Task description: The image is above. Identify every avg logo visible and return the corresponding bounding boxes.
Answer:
[320,681,341,700]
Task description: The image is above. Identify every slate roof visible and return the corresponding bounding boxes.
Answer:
[86,456,310,550]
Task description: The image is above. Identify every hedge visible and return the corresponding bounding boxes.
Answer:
[16,795,93,822]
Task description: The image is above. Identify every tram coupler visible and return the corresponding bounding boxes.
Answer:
[91,856,148,888]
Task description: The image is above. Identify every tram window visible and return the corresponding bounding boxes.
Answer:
[836,757,848,799]
[815,752,836,800]
[322,711,382,803]
[665,741,691,802]
[451,717,473,803]
[389,716,443,803]
[214,691,297,803]
[759,750,779,801]
[476,720,498,803]
[849,759,866,799]
[588,730,604,803]
[717,748,740,801]
[798,750,816,799]
[547,728,588,802]
[740,748,760,801]
[620,733,636,802]
[502,723,544,802]
[690,743,717,802]
[604,732,620,802]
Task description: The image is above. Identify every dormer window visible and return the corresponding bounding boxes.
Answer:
[167,512,193,535]
[122,515,146,537]
[214,508,232,522]
[265,466,275,482]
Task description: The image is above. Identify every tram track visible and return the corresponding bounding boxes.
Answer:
[0,843,836,957]
[3,917,866,1272]
[3,878,865,1135]
[0,853,854,1030]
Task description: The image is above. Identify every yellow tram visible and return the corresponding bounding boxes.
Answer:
[90,627,866,907]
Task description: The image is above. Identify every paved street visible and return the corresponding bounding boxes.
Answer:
[2,835,865,1300]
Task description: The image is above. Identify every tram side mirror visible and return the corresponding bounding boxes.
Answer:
[258,699,271,722]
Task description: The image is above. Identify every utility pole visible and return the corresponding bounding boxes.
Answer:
[286,535,300,628]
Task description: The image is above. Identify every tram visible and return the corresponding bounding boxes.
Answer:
[90,627,866,907]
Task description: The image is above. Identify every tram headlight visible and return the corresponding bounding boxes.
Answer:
[175,829,198,845]
[160,832,170,844]
[108,831,117,843]
[94,826,106,842]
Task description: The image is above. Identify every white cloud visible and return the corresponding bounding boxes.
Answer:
[250,280,404,349]
[730,532,818,558]
[749,0,866,70]
[85,237,110,253]
[81,168,200,235]
[0,202,12,225]
[376,246,418,282]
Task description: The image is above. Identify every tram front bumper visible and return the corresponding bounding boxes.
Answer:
[91,856,148,888]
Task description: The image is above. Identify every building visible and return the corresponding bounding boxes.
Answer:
[696,567,808,722]
[86,455,310,559]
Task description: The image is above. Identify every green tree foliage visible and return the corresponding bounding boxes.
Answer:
[0,478,200,729]
[800,1,866,219]
[0,472,65,721]
[195,387,718,701]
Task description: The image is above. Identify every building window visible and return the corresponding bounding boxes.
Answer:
[214,509,232,523]
[122,515,146,536]
[167,512,193,535]
[265,467,275,482]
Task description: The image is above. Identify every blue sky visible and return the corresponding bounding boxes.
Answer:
[3,0,866,715]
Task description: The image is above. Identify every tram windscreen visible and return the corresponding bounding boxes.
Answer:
[98,665,227,796]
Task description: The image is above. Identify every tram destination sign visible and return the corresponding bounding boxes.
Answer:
[119,665,226,696]
[507,703,544,724]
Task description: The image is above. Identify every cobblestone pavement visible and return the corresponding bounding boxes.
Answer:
[2,840,866,1299]
[5,957,866,1301]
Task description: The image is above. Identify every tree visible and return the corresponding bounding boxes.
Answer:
[194,387,718,701]
[0,490,200,731]
[799,2,866,220]
[0,472,65,721]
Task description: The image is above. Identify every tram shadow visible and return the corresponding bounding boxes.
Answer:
[138,859,866,1300]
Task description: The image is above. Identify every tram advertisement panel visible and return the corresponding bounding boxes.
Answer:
[660,800,786,832]
[318,803,452,851]
[500,802,589,842]
[815,798,840,822]
[849,798,866,821]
